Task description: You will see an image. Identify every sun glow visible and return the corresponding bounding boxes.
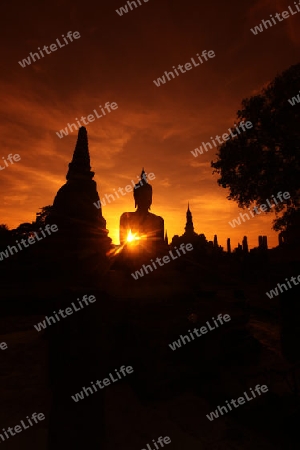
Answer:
[126,229,140,243]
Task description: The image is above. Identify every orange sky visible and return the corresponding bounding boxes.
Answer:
[1,0,300,248]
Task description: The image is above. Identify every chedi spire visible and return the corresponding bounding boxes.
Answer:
[185,203,195,234]
[66,127,94,180]
[49,127,110,248]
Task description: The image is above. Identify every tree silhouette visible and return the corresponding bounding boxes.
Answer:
[0,224,9,234]
[12,222,36,239]
[0,224,11,246]
[211,63,300,233]
[10,206,53,240]
[35,205,53,226]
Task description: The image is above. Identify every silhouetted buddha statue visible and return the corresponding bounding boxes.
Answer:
[119,169,164,249]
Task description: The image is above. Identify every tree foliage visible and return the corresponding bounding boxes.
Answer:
[211,63,300,232]
[35,205,53,226]
[10,206,53,240]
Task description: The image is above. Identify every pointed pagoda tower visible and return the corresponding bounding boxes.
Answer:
[184,203,195,235]
[183,203,198,240]
[164,231,168,246]
[48,127,111,250]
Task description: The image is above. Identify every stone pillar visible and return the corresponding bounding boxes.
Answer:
[242,236,248,253]
[213,235,218,248]
[227,238,231,254]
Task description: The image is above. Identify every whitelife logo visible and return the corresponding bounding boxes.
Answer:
[153,50,215,87]
[116,0,149,16]
[71,365,134,402]
[141,436,172,450]
[131,243,193,280]
[168,314,231,351]
[18,31,81,68]
[0,412,45,444]
[228,191,290,228]
[56,102,118,139]
[0,224,58,262]
[265,274,300,298]
[93,172,155,208]
[33,295,96,332]
[0,153,21,171]
[288,90,300,106]
[206,385,269,421]
[250,2,300,35]
[190,121,253,157]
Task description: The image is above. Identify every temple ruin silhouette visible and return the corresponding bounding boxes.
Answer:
[45,126,290,264]
[47,127,111,276]
[50,127,108,235]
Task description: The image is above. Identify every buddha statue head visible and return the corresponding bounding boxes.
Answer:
[133,169,152,213]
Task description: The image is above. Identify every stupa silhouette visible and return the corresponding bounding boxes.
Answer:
[48,127,111,264]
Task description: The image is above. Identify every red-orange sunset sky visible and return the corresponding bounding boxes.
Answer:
[1,0,300,247]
